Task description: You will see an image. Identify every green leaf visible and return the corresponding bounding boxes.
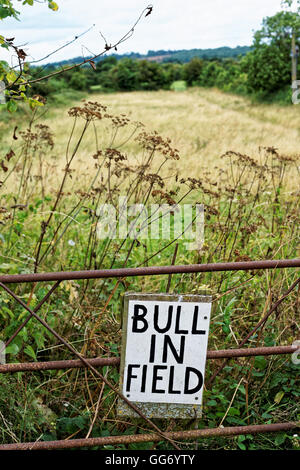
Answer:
[6,344,19,355]
[254,356,267,370]
[0,6,14,19]
[7,100,17,113]
[227,407,240,416]
[48,1,59,11]
[0,61,10,73]
[33,332,45,349]
[6,70,17,84]
[206,399,217,406]
[275,433,287,446]
[0,42,9,50]
[237,435,246,450]
[1,306,14,319]
[28,98,44,110]
[261,411,273,419]
[24,345,37,360]
[274,391,285,404]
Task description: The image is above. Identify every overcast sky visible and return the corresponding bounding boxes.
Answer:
[1,0,286,65]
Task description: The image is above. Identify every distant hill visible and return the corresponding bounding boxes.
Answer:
[145,46,251,62]
[46,46,251,68]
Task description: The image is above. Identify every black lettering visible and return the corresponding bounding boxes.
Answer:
[141,365,147,393]
[149,334,156,363]
[132,304,148,333]
[126,364,140,392]
[192,306,206,335]
[152,365,167,393]
[184,367,203,394]
[168,365,181,394]
[153,305,173,333]
[162,335,185,364]
[175,306,188,334]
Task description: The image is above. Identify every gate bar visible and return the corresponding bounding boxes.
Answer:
[0,259,299,284]
[0,422,297,450]
[0,345,297,374]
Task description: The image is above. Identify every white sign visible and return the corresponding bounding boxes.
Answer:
[120,294,211,412]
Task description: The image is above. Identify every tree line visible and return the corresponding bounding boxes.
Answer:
[28,9,300,105]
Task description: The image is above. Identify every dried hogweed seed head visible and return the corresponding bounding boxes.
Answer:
[68,101,111,121]
[135,131,180,160]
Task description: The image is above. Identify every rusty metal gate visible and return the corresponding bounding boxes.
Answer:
[0,258,299,450]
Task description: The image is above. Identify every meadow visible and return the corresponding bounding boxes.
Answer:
[0,88,299,450]
[2,88,300,188]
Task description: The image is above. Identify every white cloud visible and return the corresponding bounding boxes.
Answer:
[0,0,284,64]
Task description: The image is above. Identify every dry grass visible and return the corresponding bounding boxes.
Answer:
[4,87,300,189]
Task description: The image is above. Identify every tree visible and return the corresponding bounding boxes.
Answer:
[110,58,139,91]
[200,61,223,87]
[137,60,166,90]
[282,0,300,13]
[244,43,291,93]
[162,63,184,85]
[244,7,300,95]
[69,71,88,91]
[183,58,203,86]
[96,56,118,73]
